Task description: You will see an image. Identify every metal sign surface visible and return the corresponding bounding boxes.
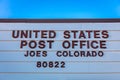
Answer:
[0,19,120,80]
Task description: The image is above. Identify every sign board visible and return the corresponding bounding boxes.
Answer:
[0,19,120,80]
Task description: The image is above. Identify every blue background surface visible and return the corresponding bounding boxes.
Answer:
[0,0,120,18]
